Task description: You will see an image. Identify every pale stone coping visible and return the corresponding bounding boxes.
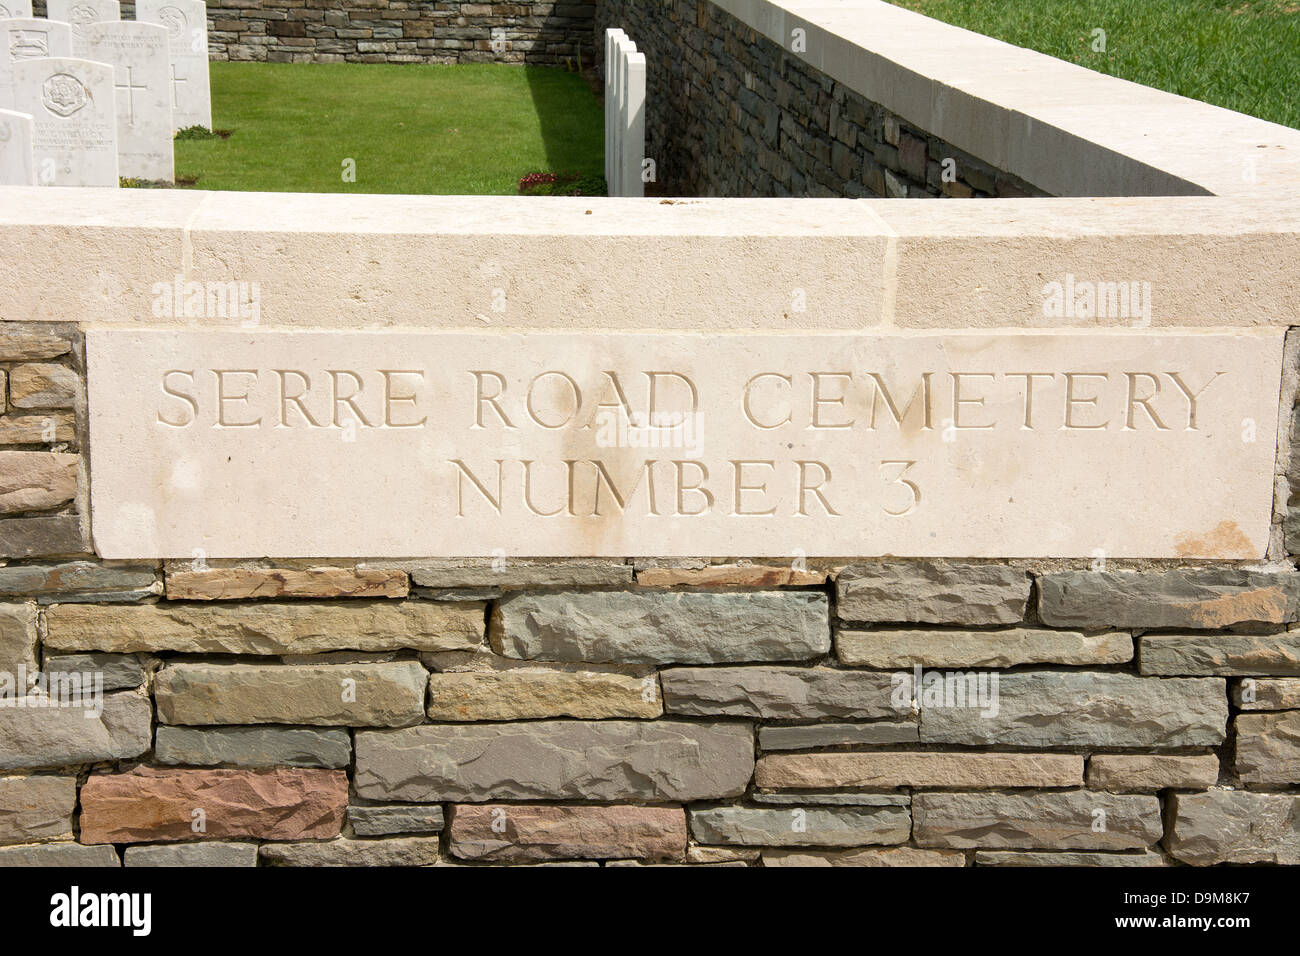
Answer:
[710,0,1300,198]
[2,190,1300,328]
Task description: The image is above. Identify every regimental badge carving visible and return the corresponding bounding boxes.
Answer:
[11,30,51,60]
[42,73,90,118]
[69,3,100,34]
[158,5,188,43]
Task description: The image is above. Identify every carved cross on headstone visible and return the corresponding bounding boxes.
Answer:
[115,64,148,127]
[169,63,187,111]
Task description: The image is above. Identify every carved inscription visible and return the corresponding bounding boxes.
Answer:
[85,330,1283,559]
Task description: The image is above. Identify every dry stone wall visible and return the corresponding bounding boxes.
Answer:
[1,320,1299,866]
[30,0,596,66]
[594,0,1044,197]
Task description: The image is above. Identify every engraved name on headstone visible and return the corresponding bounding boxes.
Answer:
[10,56,116,185]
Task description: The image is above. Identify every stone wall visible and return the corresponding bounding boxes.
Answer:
[594,0,1044,197]
[31,0,597,66]
[207,1,595,66]
[0,317,1298,865]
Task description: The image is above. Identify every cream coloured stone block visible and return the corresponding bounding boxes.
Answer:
[85,327,1281,559]
[4,193,1300,329]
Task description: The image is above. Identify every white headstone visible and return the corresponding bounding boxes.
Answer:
[0,107,34,183]
[603,28,624,189]
[46,0,119,40]
[10,56,117,186]
[622,50,645,198]
[136,0,211,131]
[0,18,74,107]
[604,31,646,198]
[0,2,35,19]
[612,35,629,195]
[79,20,172,182]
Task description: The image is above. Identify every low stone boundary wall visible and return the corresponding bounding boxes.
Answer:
[0,191,1299,865]
[8,0,1300,873]
[2,545,1299,866]
[596,0,1300,198]
[596,0,1043,198]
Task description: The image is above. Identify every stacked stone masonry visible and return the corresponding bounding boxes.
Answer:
[594,0,1045,197]
[1,318,1298,866]
[30,0,596,67]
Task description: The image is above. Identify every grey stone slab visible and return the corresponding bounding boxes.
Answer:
[0,691,152,770]
[409,559,632,589]
[154,725,352,769]
[0,562,156,600]
[43,653,146,692]
[1234,711,1300,786]
[751,791,910,807]
[758,721,919,751]
[976,850,1167,867]
[355,719,754,803]
[0,602,36,675]
[836,562,1029,625]
[348,804,445,836]
[0,517,88,559]
[0,774,75,845]
[1165,790,1300,865]
[154,661,426,727]
[491,590,829,665]
[0,842,119,866]
[259,836,442,867]
[661,666,903,719]
[688,806,910,847]
[919,671,1227,748]
[1139,632,1300,675]
[124,842,258,867]
[914,791,1162,850]
[1038,569,1300,629]
[837,627,1132,668]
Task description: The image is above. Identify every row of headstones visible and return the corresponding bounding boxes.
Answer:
[604,28,645,198]
[0,0,210,187]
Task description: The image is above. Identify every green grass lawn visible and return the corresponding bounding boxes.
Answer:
[174,61,605,194]
[889,0,1300,130]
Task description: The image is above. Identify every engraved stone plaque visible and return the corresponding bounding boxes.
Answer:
[86,329,1283,559]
